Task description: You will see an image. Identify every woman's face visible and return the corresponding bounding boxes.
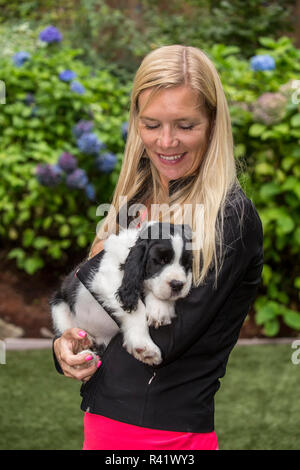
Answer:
[138,85,211,189]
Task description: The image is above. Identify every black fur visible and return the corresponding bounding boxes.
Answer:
[116,223,193,312]
[116,238,149,312]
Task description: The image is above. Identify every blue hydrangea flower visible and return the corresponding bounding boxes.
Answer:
[39,25,63,43]
[12,51,31,67]
[36,163,63,186]
[77,132,105,155]
[250,55,275,71]
[70,81,85,94]
[72,120,94,139]
[57,152,77,173]
[59,70,77,82]
[121,122,129,142]
[66,168,89,189]
[96,152,117,173]
[85,183,96,201]
[23,93,35,105]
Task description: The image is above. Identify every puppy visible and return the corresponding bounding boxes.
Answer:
[50,222,193,366]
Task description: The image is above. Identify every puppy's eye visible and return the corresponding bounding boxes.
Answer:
[182,251,193,268]
[154,257,168,265]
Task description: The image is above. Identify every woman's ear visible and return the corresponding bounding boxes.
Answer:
[116,238,149,312]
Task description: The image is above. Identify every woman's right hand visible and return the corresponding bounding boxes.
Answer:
[53,328,101,382]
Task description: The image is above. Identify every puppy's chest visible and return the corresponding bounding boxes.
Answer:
[74,284,118,339]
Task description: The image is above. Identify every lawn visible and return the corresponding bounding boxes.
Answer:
[0,343,299,450]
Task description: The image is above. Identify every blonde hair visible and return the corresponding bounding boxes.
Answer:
[90,45,243,287]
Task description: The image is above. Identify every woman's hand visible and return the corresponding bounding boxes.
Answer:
[53,328,101,382]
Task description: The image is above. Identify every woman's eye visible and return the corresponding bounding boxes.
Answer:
[180,125,194,130]
[145,124,159,130]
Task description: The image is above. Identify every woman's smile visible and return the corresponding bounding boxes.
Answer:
[138,85,211,188]
[157,152,187,164]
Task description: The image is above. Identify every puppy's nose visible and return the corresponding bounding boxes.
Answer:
[169,280,184,293]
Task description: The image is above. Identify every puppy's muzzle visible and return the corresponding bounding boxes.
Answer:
[169,280,184,294]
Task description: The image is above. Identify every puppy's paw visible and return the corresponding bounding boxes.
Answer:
[146,299,175,329]
[123,335,162,366]
[74,349,97,369]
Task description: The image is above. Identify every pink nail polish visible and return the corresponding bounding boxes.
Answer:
[78,330,87,338]
[85,354,93,361]
[97,360,102,368]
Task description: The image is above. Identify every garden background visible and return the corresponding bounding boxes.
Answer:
[0,0,300,450]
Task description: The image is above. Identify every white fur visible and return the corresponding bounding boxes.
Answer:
[51,224,193,366]
[144,234,193,328]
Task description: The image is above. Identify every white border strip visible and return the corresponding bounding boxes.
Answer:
[2,337,299,351]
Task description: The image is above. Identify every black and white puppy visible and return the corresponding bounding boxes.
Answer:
[50,222,193,366]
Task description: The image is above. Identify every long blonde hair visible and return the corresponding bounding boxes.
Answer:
[90,45,243,287]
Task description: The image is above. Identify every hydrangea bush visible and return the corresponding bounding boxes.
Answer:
[0,26,129,274]
[210,37,300,336]
[1,28,299,337]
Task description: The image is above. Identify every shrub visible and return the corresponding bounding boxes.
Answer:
[210,37,300,336]
[0,26,130,274]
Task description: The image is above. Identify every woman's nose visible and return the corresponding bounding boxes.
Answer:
[157,126,179,149]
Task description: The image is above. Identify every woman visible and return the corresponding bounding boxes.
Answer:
[53,45,264,450]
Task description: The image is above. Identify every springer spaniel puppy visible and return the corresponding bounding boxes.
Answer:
[50,222,193,366]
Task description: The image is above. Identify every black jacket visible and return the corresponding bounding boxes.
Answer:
[53,188,264,433]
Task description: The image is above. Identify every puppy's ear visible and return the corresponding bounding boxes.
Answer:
[116,239,148,312]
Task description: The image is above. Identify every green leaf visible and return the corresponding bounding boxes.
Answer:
[294,227,300,246]
[33,237,49,250]
[283,310,300,330]
[262,265,272,285]
[282,157,295,171]
[264,319,280,337]
[259,182,281,201]
[291,114,300,128]
[255,302,280,325]
[276,214,295,234]
[7,248,25,261]
[77,234,87,247]
[42,216,53,230]
[258,37,277,48]
[249,123,266,137]
[23,256,44,275]
[68,216,82,226]
[255,163,274,176]
[272,123,289,135]
[59,224,71,237]
[47,244,62,259]
[22,228,35,247]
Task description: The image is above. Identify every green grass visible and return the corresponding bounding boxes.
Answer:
[215,343,300,450]
[0,344,299,450]
[0,349,83,450]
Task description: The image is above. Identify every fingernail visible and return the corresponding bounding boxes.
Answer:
[85,354,93,362]
[97,360,102,368]
[78,330,87,338]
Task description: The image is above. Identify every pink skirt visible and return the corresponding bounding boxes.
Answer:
[83,413,219,450]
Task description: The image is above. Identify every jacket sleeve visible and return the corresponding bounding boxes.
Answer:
[149,196,264,367]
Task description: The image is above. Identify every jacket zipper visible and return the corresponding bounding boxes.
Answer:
[148,371,156,385]
[139,369,157,424]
